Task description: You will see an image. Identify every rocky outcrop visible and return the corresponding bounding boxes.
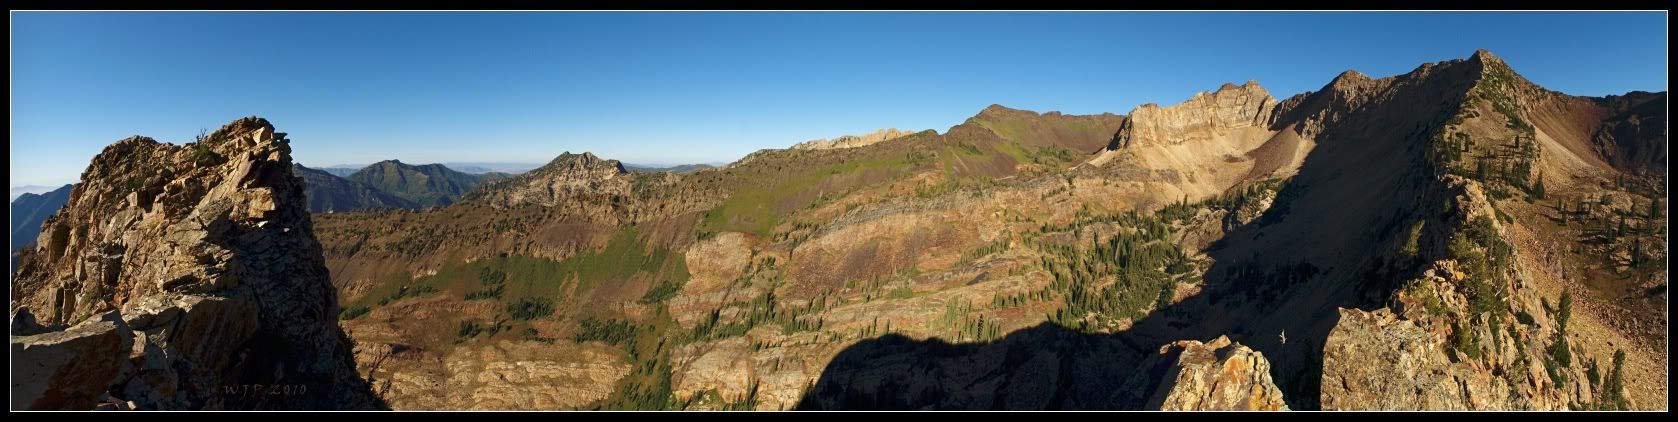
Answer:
[1320,307,1485,410]
[1145,336,1289,411]
[1107,81,1277,151]
[9,117,381,410]
[792,128,920,150]
[1088,80,1295,201]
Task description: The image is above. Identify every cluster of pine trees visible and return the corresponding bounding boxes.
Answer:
[1031,210,1191,333]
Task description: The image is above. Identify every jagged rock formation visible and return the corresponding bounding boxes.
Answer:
[1143,336,1289,411]
[294,164,419,213]
[346,160,487,207]
[792,128,921,150]
[9,117,381,410]
[10,183,73,251]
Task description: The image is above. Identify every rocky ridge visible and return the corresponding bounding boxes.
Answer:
[792,128,920,150]
[9,117,381,410]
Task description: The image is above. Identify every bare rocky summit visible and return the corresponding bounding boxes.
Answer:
[9,117,381,410]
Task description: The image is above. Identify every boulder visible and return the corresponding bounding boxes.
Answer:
[11,311,134,410]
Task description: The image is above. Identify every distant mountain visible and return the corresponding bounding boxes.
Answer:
[9,183,72,251]
[623,163,717,173]
[464,152,631,210]
[346,160,487,207]
[10,184,64,200]
[439,162,542,174]
[294,164,420,213]
[318,166,364,177]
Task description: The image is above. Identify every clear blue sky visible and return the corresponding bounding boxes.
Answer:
[10,11,1668,187]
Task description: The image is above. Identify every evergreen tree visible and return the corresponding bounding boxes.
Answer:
[1533,177,1546,199]
[1631,237,1643,268]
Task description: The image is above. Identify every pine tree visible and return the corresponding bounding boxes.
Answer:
[1533,177,1546,199]
[1651,198,1663,219]
[1631,237,1643,268]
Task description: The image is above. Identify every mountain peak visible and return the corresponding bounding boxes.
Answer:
[1469,48,1502,63]
[469,151,632,209]
[1331,70,1371,85]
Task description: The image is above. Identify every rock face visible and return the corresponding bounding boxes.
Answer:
[9,117,381,410]
[1108,81,1277,151]
[1319,307,1483,410]
[792,128,920,150]
[1146,336,1289,411]
[468,152,633,212]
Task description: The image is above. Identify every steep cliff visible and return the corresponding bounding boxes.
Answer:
[9,117,382,410]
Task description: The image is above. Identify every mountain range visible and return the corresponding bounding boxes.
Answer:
[8,50,1667,411]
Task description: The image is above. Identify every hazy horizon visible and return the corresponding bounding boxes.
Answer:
[11,11,1669,187]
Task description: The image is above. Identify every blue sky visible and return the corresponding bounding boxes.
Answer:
[10,11,1668,187]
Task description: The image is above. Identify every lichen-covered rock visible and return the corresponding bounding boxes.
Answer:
[9,117,380,410]
[1146,336,1289,411]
